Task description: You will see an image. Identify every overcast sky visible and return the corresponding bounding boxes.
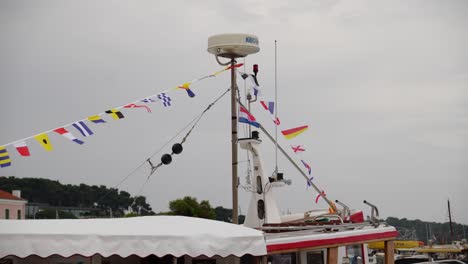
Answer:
[1,0,467,226]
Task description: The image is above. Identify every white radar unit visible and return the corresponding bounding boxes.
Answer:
[207,33,260,58]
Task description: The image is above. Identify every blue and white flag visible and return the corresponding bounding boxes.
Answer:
[73,121,94,137]
[240,72,261,97]
[141,97,156,103]
[157,93,172,107]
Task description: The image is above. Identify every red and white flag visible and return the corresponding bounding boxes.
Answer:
[260,100,280,125]
[54,127,84,145]
[291,145,305,153]
[124,103,152,113]
[13,141,30,156]
[315,191,326,204]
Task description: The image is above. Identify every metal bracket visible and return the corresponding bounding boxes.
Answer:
[335,200,351,221]
[363,200,380,227]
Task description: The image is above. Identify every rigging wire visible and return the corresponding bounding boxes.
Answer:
[95,87,231,208]
[127,87,232,209]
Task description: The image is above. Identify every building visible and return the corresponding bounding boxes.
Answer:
[0,189,27,219]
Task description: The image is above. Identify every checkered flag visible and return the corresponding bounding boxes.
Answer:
[157,93,172,107]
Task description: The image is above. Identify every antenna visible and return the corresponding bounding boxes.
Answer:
[207,33,260,224]
[274,40,278,174]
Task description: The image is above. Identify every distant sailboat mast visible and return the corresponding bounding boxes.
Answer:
[448,199,454,242]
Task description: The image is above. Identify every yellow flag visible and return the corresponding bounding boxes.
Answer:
[34,133,53,151]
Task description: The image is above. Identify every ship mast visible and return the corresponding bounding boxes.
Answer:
[230,59,239,224]
[208,34,260,224]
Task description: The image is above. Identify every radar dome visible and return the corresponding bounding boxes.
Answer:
[207,33,259,58]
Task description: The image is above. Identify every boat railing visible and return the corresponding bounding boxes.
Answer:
[259,220,388,233]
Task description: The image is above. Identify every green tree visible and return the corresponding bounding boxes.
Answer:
[0,176,155,217]
[168,196,215,219]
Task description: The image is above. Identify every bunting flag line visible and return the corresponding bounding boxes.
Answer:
[291,145,305,153]
[281,125,308,139]
[54,127,84,145]
[239,72,261,97]
[315,191,325,204]
[239,106,260,128]
[301,160,311,175]
[141,97,156,103]
[157,93,172,107]
[307,176,314,188]
[260,100,274,115]
[178,82,196,98]
[105,109,125,120]
[13,141,31,156]
[73,121,94,137]
[34,133,53,151]
[0,146,12,168]
[124,103,152,113]
[88,115,106,124]
[225,63,244,70]
[259,100,280,125]
[0,65,234,168]
[211,63,244,76]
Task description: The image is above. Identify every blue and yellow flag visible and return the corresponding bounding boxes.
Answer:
[0,146,12,168]
[88,115,106,124]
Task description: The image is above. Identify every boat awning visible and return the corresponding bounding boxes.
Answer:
[0,216,267,258]
[265,225,398,253]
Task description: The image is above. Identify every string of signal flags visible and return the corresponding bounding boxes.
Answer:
[0,64,244,169]
[1,63,327,206]
[0,63,326,208]
[237,69,326,205]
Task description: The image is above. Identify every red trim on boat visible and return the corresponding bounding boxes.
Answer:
[267,231,399,252]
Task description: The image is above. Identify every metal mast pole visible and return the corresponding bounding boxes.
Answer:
[274,40,278,174]
[448,199,453,242]
[231,58,239,224]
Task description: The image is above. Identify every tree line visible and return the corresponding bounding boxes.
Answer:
[0,176,153,217]
[386,217,467,244]
[0,176,243,222]
[3,176,466,239]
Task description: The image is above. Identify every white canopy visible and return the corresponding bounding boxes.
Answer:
[0,216,267,258]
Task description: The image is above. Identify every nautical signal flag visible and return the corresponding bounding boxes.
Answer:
[141,97,156,103]
[13,141,30,156]
[105,109,125,120]
[88,115,106,124]
[124,103,152,113]
[291,145,305,153]
[225,63,244,70]
[281,125,308,139]
[73,121,94,137]
[0,146,12,168]
[260,101,275,115]
[178,82,196,98]
[240,72,261,97]
[315,191,326,204]
[259,100,280,125]
[157,93,171,107]
[34,133,53,151]
[301,160,311,175]
[54,127,84,145]
[306,176,314,188]
[239,106,260,128]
